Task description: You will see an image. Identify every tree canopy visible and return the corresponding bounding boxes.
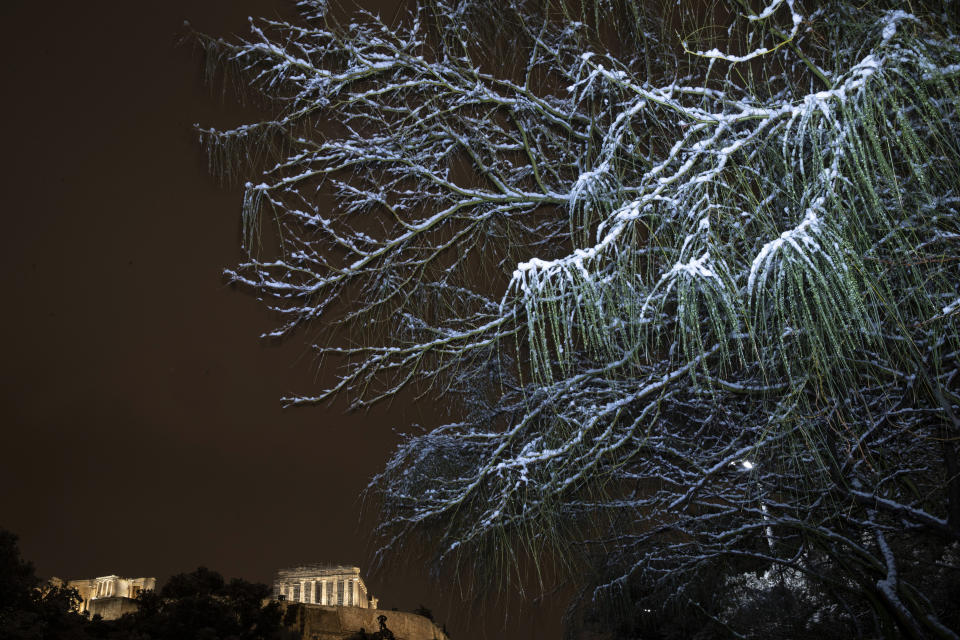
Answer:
[192,1,960,636]
[97,568,289,640]
[0,529,88,640]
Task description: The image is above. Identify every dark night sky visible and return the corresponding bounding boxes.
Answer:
[0,2,561,637]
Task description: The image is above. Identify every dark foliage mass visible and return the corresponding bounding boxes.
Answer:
[95,567,292,640]
[0,529,88,640]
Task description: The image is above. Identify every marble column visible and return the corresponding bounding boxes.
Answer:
[320,579,327,605]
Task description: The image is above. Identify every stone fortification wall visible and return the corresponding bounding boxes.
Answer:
[279,602,448,640]
[85,596,141,620]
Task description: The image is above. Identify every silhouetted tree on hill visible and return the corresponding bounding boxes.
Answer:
[88,567,291,640]
[412,605,433,622]
[0,528,88,640]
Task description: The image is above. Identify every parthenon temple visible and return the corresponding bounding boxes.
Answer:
[273,564,378,609]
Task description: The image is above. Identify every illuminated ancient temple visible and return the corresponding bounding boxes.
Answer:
[53,575,156,620]
[273,564,377,609]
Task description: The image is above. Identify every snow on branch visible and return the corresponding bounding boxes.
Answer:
[195,1,960,634]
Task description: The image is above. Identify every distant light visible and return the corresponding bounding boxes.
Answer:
[741,460,755,470]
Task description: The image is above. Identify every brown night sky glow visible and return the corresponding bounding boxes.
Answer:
[0,2,561,638]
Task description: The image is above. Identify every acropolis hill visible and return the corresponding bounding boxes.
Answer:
[272,564,449,640]
[55,565,448,640]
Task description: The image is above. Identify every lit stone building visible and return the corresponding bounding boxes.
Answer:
[53,575,156,620]
[273,564,378,609]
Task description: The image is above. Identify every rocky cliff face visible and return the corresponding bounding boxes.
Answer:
[278,602,448,640]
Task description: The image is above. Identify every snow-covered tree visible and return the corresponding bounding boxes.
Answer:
[193,0,960,636]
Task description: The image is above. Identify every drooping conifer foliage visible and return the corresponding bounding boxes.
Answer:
[193,1,960,636]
